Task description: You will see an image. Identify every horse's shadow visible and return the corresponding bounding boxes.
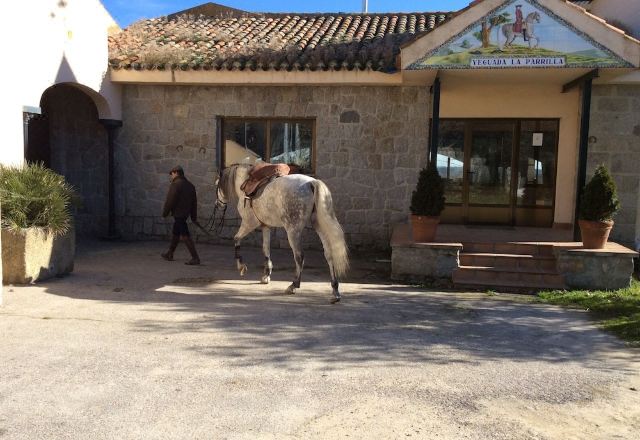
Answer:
[35,241,636,372]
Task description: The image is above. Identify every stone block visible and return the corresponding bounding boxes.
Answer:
[597,97,629,112]
[557,249,636,290]
[352,197,372,210]
[611,153,640,173]
[591,85,617,97]
[340,110,360,123]
[391,243,462,281]
[2,228,75,284]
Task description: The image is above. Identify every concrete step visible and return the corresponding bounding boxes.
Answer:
[461,242,555,257]
[453,266,566,290]
[459,253,557,272]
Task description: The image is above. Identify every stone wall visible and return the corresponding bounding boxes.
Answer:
[587,85,640,249]
[556,245,637,290]
[44,85,109,237]
[115,85,430,250]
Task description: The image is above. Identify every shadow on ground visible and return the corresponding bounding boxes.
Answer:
[36,240,638,370]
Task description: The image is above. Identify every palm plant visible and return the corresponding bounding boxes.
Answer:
[0,163,79,235]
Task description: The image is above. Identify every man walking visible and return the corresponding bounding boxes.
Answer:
[161,165,200,265]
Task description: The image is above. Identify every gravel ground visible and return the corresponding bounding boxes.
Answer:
[0,240,639,439]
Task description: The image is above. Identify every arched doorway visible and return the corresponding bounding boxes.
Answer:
[26,84,109,237]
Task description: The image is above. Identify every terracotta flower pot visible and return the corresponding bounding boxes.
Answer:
[410,215,440,243]
[578,219,613,249]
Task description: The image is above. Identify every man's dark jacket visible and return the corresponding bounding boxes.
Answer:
[162,176,197,221]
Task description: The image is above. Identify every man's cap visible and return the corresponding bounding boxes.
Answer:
[169,165,184,174]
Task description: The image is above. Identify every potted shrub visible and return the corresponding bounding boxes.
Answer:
[578,164,620,249]
[1,163,78,284]
[410,164,446,242]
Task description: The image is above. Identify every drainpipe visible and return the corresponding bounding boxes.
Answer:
[429,77,441,169]
[99,119,123,239]
[573,78,593,241]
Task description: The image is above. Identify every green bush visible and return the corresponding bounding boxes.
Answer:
[0,163,78,235]
[410,165,446,216]
[580,164,620,222]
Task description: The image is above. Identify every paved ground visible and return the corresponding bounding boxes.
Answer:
[1,241,639,439]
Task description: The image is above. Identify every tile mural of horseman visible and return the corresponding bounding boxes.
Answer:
[503,4,541,48]
[408,0,631,69]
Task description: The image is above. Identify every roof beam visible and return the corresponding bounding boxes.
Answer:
[562,69,599,93]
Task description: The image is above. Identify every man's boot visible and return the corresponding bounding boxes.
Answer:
[184,237,201,265]
[162,235,180,261]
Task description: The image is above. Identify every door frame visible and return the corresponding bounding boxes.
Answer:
[463,119,519,225]
[439,118,559,227]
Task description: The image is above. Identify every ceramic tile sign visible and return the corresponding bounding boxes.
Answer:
[408,0,632,69]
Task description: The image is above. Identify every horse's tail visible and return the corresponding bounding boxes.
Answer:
[311,180,349,278]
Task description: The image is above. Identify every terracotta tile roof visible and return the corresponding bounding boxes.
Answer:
[570,1,592,8]
[109,12,452,72]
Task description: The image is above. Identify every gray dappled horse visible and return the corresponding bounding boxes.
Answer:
[216,164,349,303]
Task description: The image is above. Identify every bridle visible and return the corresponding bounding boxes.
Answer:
[203,169,228,236]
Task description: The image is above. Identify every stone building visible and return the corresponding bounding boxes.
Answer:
[105,0,640,252]
[10,0,639,256]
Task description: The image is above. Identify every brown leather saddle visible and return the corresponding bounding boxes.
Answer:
[241,163,295,198]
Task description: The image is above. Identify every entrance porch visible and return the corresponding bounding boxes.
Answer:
[391,224,638,291]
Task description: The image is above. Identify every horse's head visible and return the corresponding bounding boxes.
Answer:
[532,12,541,23]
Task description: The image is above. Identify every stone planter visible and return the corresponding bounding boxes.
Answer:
[556,242,637,290]
[1,227,75,284]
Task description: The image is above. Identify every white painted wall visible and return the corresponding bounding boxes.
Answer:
[2,0,122,166]
[590,0,640,39]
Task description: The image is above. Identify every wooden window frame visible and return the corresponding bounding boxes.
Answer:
[220,117,317,174]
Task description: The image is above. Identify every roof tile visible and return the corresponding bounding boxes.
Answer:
[109,12,452,72]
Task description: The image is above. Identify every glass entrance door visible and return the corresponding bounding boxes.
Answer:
[438,119,558,227]
[465,122,516,224]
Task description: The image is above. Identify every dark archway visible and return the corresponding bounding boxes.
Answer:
[28,84,109,237]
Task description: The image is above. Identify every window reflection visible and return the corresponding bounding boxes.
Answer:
[468,127,513,205]
[517,120,557,207]
[223,120,266,166]
[438,120,465,204]
[269,121,313,173]
[222,119,314,173]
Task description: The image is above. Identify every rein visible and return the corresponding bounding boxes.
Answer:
[202,169,229,237]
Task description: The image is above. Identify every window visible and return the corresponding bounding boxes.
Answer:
[437,120,465,204]
[222,118,314,173]
[516,120,558,207]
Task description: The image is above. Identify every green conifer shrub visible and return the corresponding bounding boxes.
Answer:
[410,165,446,217]
[579,164,620,222]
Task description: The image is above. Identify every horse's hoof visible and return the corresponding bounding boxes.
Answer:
[261,275,271,284]
[285,285,296,295]
[239,265,248,276]
[330,297,341,304]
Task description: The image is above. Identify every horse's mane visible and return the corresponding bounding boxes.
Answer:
[219,163,251,203]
